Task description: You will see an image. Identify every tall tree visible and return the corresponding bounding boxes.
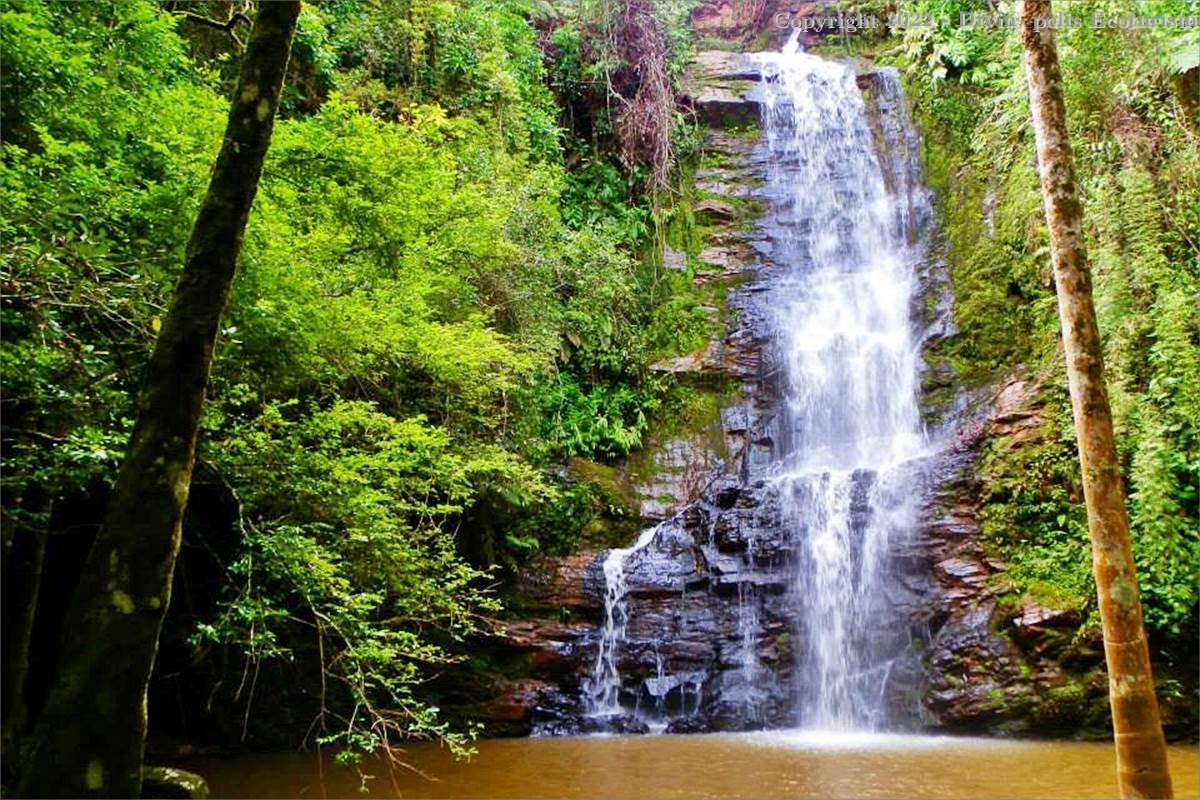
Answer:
[1017,2,1173,798]
[16,3,301,796]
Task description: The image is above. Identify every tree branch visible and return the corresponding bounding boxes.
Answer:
[175,9,252,49]
[177,10,251,33]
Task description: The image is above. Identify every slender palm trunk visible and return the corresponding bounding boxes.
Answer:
[1017,2,1173,797]
[16,4,300,796]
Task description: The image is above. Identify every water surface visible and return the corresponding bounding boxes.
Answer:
[183,732,1200,799]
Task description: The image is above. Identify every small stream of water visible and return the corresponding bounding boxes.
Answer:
[585,527,659,717]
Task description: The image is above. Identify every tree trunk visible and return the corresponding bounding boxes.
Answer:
[16,3,300,796]
[1017,2,1173,798]
[1,523,47,768]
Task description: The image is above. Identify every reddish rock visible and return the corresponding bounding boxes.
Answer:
[1009,600,1081,645]
[936,556,989,586]
[476,679,557,722]
[717,328,763,379]
[690,1,827,50]
[516,551,600,611]
[493,618,591,649]
[690,2,765,43]
[923,506,980,542]
[986,380,1047,449]
[993,378,1037,415]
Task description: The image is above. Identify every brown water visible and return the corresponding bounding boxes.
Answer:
[182,732,1200,799]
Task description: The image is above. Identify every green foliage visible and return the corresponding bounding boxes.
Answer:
[914,7,1200,642]
[562,159,653,244]
[534,374,656,459]
[330,0,560,158]
[979,395,1096,617]
[0,0,708,762]
[897,0,1012,87]
[1,0,222,527]
[1089,166,1200,637]
[521,479,614,556]
[195,400,514,754]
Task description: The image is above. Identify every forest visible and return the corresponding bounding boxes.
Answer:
[0,1,1196,798]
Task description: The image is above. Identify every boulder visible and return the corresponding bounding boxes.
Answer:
[142,767,209,800]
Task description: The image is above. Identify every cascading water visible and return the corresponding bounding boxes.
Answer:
[754,45,929,729]
[585,527,658,718]
[576,38,933,736]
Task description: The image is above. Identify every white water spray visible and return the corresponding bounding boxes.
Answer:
[585,526,658,717]
[582,41,931,733]
[752,48,929,729]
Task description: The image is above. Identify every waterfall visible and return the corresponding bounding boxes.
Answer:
[585,527,659,718]
[753,49,929,729]
[577,42,932,735]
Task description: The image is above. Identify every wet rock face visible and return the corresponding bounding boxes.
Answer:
[623,435,725,521]
[520,479,808,734]
[476,499,800,735]
[483,379,1117,739]
[911,384,1114,739]
[469,59,948,738]
[516,551,603,612]
[455,107,793,735]
[578,482,802,733]
[476,91,822,733]
[682,53,762,128]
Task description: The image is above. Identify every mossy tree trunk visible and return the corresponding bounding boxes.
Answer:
[1018,2,1173,798]
[16,3,300,797]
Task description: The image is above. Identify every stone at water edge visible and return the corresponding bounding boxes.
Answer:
[142,766,209,799]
